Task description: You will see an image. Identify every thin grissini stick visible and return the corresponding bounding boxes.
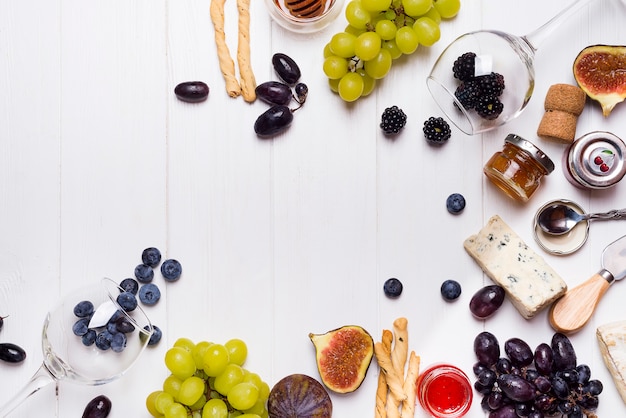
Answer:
[375,329,393,418]
[391,317,408,378]
[374,342,407,403]
[401,352,420,418]
[210,0,241,97]
[236,0,256,102]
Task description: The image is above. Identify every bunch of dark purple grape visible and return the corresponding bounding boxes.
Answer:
[473,331,602,418]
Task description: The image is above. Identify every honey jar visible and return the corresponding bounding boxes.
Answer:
[484,134,555,203]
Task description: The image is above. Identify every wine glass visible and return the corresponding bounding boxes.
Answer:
[0,278,153,415]
[427,0,595,135]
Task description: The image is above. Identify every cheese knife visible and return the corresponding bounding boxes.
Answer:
[549,234,626,334]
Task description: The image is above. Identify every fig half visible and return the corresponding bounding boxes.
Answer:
[309,325,374,393]
[573,44,626,116]
[267,374,332,418]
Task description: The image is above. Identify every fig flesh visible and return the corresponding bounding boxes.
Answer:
[573,45,626,116]
[309,325,374,393]
[267,374,332,418]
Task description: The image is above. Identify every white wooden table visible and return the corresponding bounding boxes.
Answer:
[1,0,625,416]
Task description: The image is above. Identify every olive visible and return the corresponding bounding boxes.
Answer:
[174,81,209,103]
[0,342,26,363]
[254,105,293,137]
[255,81,293,105]
[272,53,301,85]
[82,395,112,418]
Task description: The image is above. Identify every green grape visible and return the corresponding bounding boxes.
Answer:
[227,382,259,411]
[364,48,392,79]
[192,411,203,418]
[190,395,207,412]
[433,0,461,18]
[375,19,397,41]
[323,56,349,79]
[214,364,245,395]
[238,415,262,418]
[345,1,371,29]
[382,39,403,59]
[243,398,267,416]
[323,43,333,58]
[413,17,440,46]
[344,24,366,36]
[192,341,212,370]
[165,347,197,380]
[328,77,340,93]
[155,391,175,415]
[358,70,376,96]
[402,0,433,17]
[173,337,196,352]
[202,398,228,418]
[163,374,183,398]
[395,26,419,54]
[242,372,263,391]
[422,5,441,23]
[225,339,247,366]
[203,344,230,377]
[338,72,364,102]
[257,381,270,401]
[164,402,188,418]
[361,0,391,11]
[329,32,357,58]
[146,390,164,417]
[354,31,381,61]
[178,376,206,406]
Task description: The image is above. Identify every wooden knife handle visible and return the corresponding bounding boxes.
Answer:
[549,272,612,334]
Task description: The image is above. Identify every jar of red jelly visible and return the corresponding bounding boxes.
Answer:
[416,364,473,418]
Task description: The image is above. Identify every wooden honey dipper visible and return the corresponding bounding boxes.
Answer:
[284,0,325,18]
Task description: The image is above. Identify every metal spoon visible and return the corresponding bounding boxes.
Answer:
[537,203,626,235]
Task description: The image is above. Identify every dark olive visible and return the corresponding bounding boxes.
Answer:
[0,342,26,363]
[272,53,301,85]
[174,81,209,103]
[255,81,293,105]
[82,395,112,418]
[254,105,293,137]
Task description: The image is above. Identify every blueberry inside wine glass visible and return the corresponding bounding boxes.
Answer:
[427,0,595,135]
[0,278,153,415]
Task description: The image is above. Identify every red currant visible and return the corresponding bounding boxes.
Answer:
[600,163,610,172]
[594,156,604,165]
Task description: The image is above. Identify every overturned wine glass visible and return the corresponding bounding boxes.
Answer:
[427,0,596,135]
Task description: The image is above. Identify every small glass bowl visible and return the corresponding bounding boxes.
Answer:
[416,364,473,418]
[264,0,344,34]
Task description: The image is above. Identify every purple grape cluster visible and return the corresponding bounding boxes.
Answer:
[473,331,602,418]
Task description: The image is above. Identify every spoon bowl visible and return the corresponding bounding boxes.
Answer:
[537,203,626,236]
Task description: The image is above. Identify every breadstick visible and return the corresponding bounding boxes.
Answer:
[391,317,408,378]
[400,352,420,418]
[374,342,407,403]
[375,330,393,418]
[210,0,241,97]
[236,0,256,102]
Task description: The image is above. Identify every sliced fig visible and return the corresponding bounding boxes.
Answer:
[573,44,626,116]
[309,325,374,393]
[267,374,332,418]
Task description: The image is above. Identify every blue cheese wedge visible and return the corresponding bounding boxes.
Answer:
[463,215,567,319]
[597,321,626,403]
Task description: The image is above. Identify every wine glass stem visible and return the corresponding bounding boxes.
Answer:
[523,0,597,51]
[0,363,55,416]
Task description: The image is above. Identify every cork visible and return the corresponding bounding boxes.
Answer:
[537,84,587,143]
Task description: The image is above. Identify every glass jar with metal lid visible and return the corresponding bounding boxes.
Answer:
[484,134,555,203]
[562,131,626,189]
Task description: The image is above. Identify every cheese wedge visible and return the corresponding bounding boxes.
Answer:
[597,320,626,403]
[464,215,567,319]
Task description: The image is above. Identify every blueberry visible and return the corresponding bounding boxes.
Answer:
[73,300,94,318]
[116,291,138,312]
[119,278,139,295]
[141,247,162,268]
[441,279,462,301]
[72,318,90,336]
[110,332,127,353]
[139,283,161,305]
[161,259,182,282]
[82,329,97,346]
[145,325,162,346]
[115,316,135,333]
[446,193,466,214]
[95,330,113,350]
[106,320,119,334]
[383,278,403,298]
[134,263,154,283]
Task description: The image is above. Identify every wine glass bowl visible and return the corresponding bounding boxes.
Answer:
[427,30,535,135]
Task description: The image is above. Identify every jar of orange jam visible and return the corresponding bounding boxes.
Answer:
[483,134,555,203]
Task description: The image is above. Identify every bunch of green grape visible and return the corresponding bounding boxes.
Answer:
[323,0,461,102]
[146,337,270,418]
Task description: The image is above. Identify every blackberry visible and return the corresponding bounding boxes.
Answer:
[452,52,476,81]
[475,95,504,120]
[475,72,505,97]
[423,117,452,144]
[380,105,407,134]
[454,80,481,109]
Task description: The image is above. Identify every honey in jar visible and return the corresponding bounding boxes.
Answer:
[484,134,555,203]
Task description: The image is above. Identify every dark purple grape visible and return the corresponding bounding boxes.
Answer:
[576,364,591,384]
[525,368,539,382]
[497,374,537,402]
[504,337,534,367]
[82,395,112,418]
[174,81,209,103]
[488,404,517,418]
[477,369,497,387]
[496,357,512,374]
[551,333,577,371]
[569,404,583,418]
[255,81,292,105]
[534,343,553,375]
[272,53,301,85]
[584,379,603,396]
[0,343,26,363]
[514,402,533,417]
[557,400,574,414]
[534,375,552,393]
[579,393,599,410]
[474,331,500,366]
[487,391,506,410]
[474,380,493,395]
[469,285,505,318]
[559,369,579,385]
[534,393,556,412]
[473,361,489,376]
[551,376,570,399]
[294,83,308,104]
[528,411,544,418]
[254,105,293,137]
